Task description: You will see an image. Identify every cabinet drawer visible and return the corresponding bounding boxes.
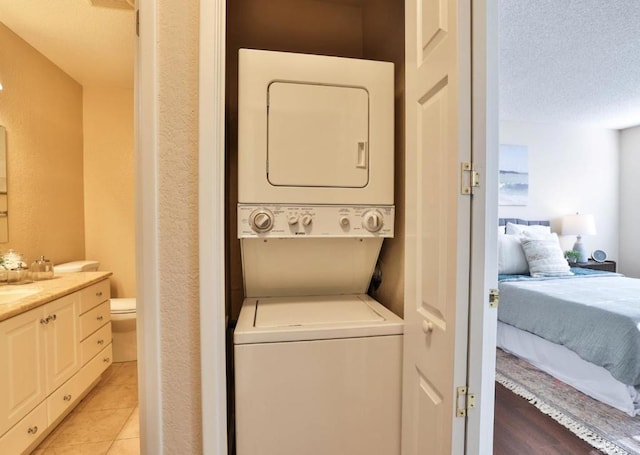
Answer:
[79,280,111,314]
[47,370,83,425]
[0,400,47,455]
[81,322,112,365]
[78,344,113,392]
[80,301,111,340]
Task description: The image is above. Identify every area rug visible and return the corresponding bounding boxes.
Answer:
[496,348,640,454]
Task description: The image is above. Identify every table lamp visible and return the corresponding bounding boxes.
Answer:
[561,213,597,263]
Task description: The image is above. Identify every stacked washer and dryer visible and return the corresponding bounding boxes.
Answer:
[234,49,402,455]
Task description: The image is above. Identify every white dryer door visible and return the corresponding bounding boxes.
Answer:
[267,82,369,188]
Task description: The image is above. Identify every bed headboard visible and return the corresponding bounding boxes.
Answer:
[499,218,550,227]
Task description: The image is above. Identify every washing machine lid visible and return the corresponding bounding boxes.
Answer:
[255,295,383,328]
[234,294,403,344]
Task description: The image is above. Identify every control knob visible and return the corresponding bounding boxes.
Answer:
[249,209,274,233]
[362,210,384,232]
[301,215,313,226]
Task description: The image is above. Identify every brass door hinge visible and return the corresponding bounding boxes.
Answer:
[489,288,499,308]
[455,386,476,417]
[460,162,480,195]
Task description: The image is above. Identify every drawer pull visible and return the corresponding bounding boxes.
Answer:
[97,315,104,321]
[27,426,38,435]
[97,339,105,345]
[42,314,57,324]
[64,394,72,401]
[96,291,103,297]
[103,357,111,363]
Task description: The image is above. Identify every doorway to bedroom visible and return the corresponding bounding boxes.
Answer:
[495,1,640,453]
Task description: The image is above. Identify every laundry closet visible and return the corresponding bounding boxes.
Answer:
[225,0,406,453]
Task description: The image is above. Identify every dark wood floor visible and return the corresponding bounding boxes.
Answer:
[494,383,604,454]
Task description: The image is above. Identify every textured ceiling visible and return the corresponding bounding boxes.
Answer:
[1,1,639,128]
[0,0,134,88]
[500,0,640,130]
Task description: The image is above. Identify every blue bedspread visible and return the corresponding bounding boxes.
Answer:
[498,270,640,386]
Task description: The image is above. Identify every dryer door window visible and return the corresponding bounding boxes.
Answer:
[267,82,369,188]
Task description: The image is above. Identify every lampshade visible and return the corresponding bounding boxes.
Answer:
[561,214,597,236]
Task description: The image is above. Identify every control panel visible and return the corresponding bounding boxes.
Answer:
[238,204,395,238]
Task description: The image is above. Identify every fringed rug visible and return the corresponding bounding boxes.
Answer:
[496,348,640,455]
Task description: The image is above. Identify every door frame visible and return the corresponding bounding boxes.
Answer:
[136,0,163,453]
[198,0,229,454]
[466,0,499,451]
[194,0,498,453]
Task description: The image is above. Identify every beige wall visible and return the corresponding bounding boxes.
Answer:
[0,23,85,266]
[83,88,136,297]
[157,0,202,451]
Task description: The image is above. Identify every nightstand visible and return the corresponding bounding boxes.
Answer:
[572,260,616,273]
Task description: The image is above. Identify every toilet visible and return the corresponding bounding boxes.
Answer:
[55,260,137,362]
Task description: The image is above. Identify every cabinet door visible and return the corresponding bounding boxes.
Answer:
[0,307,46,436]
[43,293,80,394]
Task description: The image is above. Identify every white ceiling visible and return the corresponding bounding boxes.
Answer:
[499,0,640,130]
[1,1,639,129]
[0,0,134,88]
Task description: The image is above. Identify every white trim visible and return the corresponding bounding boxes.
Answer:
[466,0,498,452]
[135,0,163,453]
[199,0,228,454]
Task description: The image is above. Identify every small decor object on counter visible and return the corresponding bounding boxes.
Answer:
[2,249,30,283]
[31,255,55,280]
[2,249,24,270]
[591,249,607,263]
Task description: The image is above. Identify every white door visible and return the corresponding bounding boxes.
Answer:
[401,0,473,453]
[268,82,369,188]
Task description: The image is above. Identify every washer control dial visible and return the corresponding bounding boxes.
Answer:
[301,215,313,226]
[249,209,274,233]
[339,216,350,227]
[362,210,384,232]
[288,215,299,225]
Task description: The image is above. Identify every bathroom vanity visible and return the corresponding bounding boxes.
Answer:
[0,272,113,454]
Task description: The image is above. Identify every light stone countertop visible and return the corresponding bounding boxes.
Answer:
[0,271,112,322]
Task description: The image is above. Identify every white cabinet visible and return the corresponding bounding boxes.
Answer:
[0,294,78,436]
[0,277,112,454]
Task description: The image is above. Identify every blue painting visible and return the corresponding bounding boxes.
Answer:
[499,144,528,206]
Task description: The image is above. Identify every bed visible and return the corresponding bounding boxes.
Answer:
[496,218,640,417]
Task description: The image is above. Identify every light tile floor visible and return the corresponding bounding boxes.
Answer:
[32,361,139,455]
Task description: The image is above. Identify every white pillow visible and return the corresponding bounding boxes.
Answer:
[506,222,551,236]
[520,233,573,277]
[498,225,506,235]
[498,235,529,275]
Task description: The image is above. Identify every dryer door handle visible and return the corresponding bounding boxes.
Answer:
[356,141,368,169]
